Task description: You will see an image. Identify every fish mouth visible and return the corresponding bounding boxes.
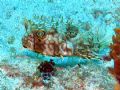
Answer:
[22,34,34,50]
[22,37,28,48]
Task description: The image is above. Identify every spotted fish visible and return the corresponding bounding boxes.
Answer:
[22,29,101,60]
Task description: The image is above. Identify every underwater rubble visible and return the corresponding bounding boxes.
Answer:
[0,58,116,90]
[0,58,115,90]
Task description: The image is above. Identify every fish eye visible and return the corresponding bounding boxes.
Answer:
[37,30,46,38]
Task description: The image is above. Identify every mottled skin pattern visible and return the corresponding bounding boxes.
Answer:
[22,30,100,60]
[22,30,73,56]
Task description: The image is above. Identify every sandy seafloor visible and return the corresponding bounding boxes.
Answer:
[0,0,120,90]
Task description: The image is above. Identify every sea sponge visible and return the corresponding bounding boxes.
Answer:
[109,28,120,83]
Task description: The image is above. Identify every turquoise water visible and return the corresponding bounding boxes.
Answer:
[0,0,119,90]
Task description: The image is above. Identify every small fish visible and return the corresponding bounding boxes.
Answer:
[22,30,100,60]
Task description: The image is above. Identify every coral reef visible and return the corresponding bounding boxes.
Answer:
[37,60,56,83]
[18,62,114,90]
[1,0,120,90]
[0,64,21,77]
[65,23,79,39]
[109,28,120,84]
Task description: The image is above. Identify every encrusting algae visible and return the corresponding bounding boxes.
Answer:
[107,28,120,90]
